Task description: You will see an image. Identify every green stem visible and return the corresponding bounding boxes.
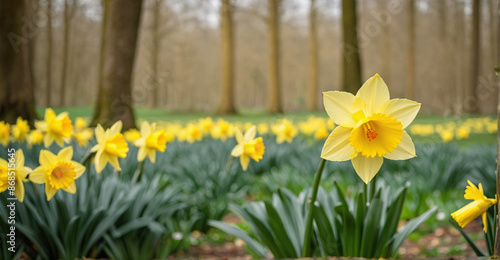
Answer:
[80,153,94,187]
[133,160,146,183]
[31,182,39,197]
[301,158,326,257]
[368,175,378,203]
[225,155,234,174]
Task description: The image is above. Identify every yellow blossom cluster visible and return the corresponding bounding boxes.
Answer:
[409,117,497,142]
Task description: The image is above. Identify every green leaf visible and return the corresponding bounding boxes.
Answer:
[208,220,268,258]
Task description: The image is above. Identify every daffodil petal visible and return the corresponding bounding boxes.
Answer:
[14,180,24,202]
[355,74,390,115]
[231,144,243,157]
[63,182,77,194]
[323,91,357,127]
[45,185,58,201]
[95,125,105,144]
[29,166,48,184]
[321,126,354,161]
[73,162,86,178]
[351,154,383,184]
[378,99,421,129]
[149,150,156,163]
[108,156,121,171]
[40,150,57,167]
[482,212,488,233]
[57,147,73,161]
[140,121,151,138]
[14,150,25,170]
[110,121,123,136]
[383,131,416,160]
[137,147,147,162]
[240,155,250,171]
[244,126,256,142]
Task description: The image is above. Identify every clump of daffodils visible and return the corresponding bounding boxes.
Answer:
[0,150,31,202]
[35,108,73,147]
[90,121,129,173]
[134,121,167,163]
[321,74,420,184]
[231,126,265,171]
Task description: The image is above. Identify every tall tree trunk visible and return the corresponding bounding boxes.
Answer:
[406,0,415,100]
[467,0,481,113]
[0,0,38,124]
[218,0,236,114]
[46,0,53,107]
[59,0,71,107]
[91,0,142,129]
[267,0,283,113]
[454,0,465,116]
[438,0,450,114]
[379,0,391,85]
[308,0,319,111]
[150,0,161,108]
[341,0,362,94]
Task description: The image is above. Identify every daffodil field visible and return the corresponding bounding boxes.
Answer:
[1,76,499,259]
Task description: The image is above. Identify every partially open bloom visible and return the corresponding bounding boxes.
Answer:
[35,108,73,147]
[134,121,167,163]
[0,121,10,146]
[12,117,30,142]
[90,121,129,173]
[27,130,44,148]
[231,126,265,171]
[451,180,497,232]
[29,147,85,201]
[0,150,31,202]
[321,74,420,184]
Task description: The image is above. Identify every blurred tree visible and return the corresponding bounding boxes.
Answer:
[59,0,77,107]
[218,0,236,114]
[467,0,480,113]
[308,0,318,111]
[0,0,38,123]
[46,0,53,107]
[267,0,283,113]
[406,0,415,100]
[453,0,465,116]
[341,0,362,94]
[91,0,143,129]
[379,0,390,86]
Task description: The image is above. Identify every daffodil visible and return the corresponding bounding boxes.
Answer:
[27,130,44,148]
[211,119,234,141]
[0,122,10,146]
[124,128,141,142]
[30,147,85,201]
[74,117,88,131]
[185,123,202,143]
[90,121,129,173]
[35,108,73,147]
[73,128,94,147]
[321,74,420,184]
[231,126,265,171]
[451,181,497,232]
[257,123,269,135]
[199,117,214,134]
[0,150,31,202]
[271,119,298,143]
[12,117,30,142]
[134,121,167,163]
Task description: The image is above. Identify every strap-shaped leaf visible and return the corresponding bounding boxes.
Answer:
[208,220,268,258]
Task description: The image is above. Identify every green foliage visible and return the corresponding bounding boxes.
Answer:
[210,180,436,258]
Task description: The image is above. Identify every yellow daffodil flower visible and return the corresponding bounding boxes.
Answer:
[30,147,85,201]
[199,117,214,134]
[27,130,44,148]
[185,123,202,143]
[35,108,73,147]
[134,121,167,163]
[451,181,497,232]
[124,128,141,142]
[271,119,298,144]
[440,129,453,143]
[90,121,129,173]
[75,117,88,131]
[0,150,31,202]
[231,126,265,171]
[0,122,10,147]
[321,74,420,184]
[211,119,234,141]
[12,117,30,142]
[73,128,94,147]
[257,123,269,135]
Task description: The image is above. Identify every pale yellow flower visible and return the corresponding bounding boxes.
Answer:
[0,150,31,202]
[35,108,73,147]
[27,130,44,148]
[321,74,420,184]
[30,147,85,201]
[134,121,167,163]
[0,122,10,147]
[73,128,94,147]
[90,121,129,173]
[185,123,202,143]
[271,119,298,143]
[231,126,265,171]
[211,119,234,141]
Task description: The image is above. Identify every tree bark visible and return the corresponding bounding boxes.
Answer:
[406,0,415,100]
[467,0,481,113]
[59,0,72,107]
[308,0,319,111]
[0,0,38,124]
[217,0,236,114]
[46,0,53,107]
[91,0,142,129]
[267,0,283,113]
[341,0,362,94]
[150,0,161,108]
[379,0,390,86]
